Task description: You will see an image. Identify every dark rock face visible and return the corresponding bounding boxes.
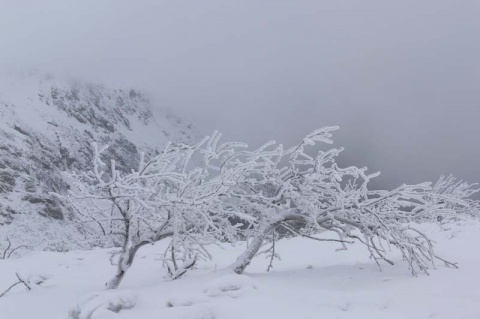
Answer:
[0,72,197,249]
[22,194,64,220]
[0,171,17,194]
[0,125,72,222]
[47,83,154,133]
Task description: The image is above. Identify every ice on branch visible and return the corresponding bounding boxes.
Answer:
[227,127,479,275]
[64,126,479,288]
[65,133,282,288]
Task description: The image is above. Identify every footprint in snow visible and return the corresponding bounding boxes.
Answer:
[166,295,209,308]
[203,274,257,298]
[167,274,257,312]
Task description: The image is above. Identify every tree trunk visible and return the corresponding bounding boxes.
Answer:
[105,247,135,290]
[105,230,174,289]
[230,223,275,274]
[105,241,146,289]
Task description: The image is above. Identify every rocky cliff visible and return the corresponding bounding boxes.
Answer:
[0,71,197,251]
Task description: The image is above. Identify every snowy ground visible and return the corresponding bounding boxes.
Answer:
[1,220,479,319]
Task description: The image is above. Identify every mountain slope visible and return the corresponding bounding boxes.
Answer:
[0,70,197,251]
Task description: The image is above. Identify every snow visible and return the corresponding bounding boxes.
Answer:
[0,70,199,250]
[202,274,257,298]
[0,70,197,150]
[1,220,479,319]
[68,290,137,319]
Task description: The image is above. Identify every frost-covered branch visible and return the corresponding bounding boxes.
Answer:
[67,132,278,288]
[228,127,479,274]
[65,126,479,283]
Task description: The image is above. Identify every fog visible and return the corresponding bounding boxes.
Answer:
[1,0,479,188]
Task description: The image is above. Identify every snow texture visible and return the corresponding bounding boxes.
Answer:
[203,274,257,298]
[68,290,137,319]
[1,219,480,319]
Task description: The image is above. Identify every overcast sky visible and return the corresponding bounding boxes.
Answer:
[1,0,479,188]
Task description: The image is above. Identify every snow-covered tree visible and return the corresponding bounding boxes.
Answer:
[152,131,274,280]
[66,142,180,289]
[228,127,479,274]
[66,126,479,287]
[66,132,277,288]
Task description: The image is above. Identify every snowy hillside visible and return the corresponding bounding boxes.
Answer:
[0,70,197,250]
[0,220,479,319]
[0,71,478,319]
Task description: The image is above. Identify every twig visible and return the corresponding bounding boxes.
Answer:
[15,273,31,291]
[435,255,459,269]
[280,222,354,244]
[0,273,32,298]
[7,245,28,259]
[1,238,27,259]
[2,237,12,259]
[0,281,22,298]
[267,232,276,272]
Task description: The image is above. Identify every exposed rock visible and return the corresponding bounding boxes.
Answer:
[0,171,17,193]
[0,71,198,250]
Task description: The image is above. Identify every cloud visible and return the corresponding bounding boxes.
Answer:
[1,0,479,187]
